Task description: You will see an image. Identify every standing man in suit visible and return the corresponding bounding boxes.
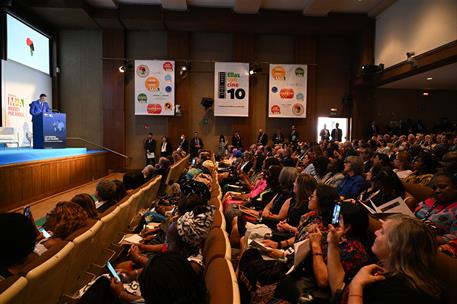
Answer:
[231,130,242,149]
[144,133,156,166]
[331,123,343,142]
[29,93,51,149]
[320,124,330,141]
[272,128,284,145]
[178,134,189,153]
[289,124,299,144]
[257,129,268,146]
[190,131,203,158]
[160,136,172,158]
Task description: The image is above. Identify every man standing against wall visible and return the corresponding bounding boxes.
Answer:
[144,132,156,165]
[178,134,189,153]
[320,124,330,141]
[257,128,268,146]
[190,131,203,158]
[331,123,343,142]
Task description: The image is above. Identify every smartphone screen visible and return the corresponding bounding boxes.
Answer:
[23,206,31,219]
[332,204,341,226]
[106,261,121,282]
[39,227,51,238]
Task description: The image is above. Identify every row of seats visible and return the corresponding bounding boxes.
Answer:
[204,170,240,304]
[0,174,163,304]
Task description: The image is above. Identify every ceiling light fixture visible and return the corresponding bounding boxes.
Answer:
[426,77,433,80]
[422,92,429,96]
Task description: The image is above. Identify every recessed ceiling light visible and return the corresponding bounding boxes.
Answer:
[422,92,429,96]
[426,77,433,80]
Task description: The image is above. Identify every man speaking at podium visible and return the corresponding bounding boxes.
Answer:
[29,93,51,148]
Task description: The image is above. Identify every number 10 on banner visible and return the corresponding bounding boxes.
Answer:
[227,88,246,99]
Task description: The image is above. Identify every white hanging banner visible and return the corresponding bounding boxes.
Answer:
[214,62,249,117]
[134,60,175,116]
[268,64,307,118]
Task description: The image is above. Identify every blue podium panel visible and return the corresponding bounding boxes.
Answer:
[33,112,66,149]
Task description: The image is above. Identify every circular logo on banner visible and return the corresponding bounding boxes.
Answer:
[164,74,172,82]
[292,103,305,116]
[163,62,173,72]
[271,86,278,93]
[145,77,160,91]
[295,67,305,77]
[137,93,148,103]
[164,102,172,111]
[147,104,162,114]
[136,65,149,77]
[271,66,286,80]
[271,105,281,114]
[296,93,304,101]
[279,88,294,99]
[165,86,172,93]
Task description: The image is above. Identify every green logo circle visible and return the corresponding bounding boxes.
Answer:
[137,93,147,103]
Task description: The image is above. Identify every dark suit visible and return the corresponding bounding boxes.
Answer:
[331,128,342,142]
[144,138,156,165]
[272,133,284,145]
[160,141,172,157]
[178,138,189,153]
[289,130,299,144]
[257,133,268,146]
[190,137,204,157]
[231,135,242,148]
[29,100,51,149]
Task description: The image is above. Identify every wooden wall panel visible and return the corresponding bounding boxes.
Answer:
[102,29,126,170]
[0,153,108,212]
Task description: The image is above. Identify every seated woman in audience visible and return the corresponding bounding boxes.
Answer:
[110,252,207,304]
[346,215,441,304]
[274,173,317,239]
[71,193,99,219]
[321,158,345,188]
[415,170,457,257]
[222,157,280,208]
[301,203,371,295]
[262,184,338,252]
[0,213,38,280]
[43,201,89,242]
[337,156,365,199]
[242,167,296,227]
[403,151,439,185]
[360,167,416,210]
[393,150,413,179]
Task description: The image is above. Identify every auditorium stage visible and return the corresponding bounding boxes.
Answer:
[0,147,103,165]
[0,147,109,212]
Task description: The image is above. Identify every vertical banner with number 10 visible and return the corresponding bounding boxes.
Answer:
[214,62,249,117]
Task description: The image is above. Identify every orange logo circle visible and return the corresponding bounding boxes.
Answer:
[271,66,286,80]
[145,77,160,91]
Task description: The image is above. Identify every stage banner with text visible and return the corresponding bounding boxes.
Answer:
[268,64,307,118]
[214,62,249,117]
[1,59,52,147]
[134,60,175,116]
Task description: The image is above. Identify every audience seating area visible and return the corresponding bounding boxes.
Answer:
[0,154,241,304]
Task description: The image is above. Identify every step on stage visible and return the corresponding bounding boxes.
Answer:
[0,148,108,212]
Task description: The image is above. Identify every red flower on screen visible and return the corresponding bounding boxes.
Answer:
[26,38,35,56]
